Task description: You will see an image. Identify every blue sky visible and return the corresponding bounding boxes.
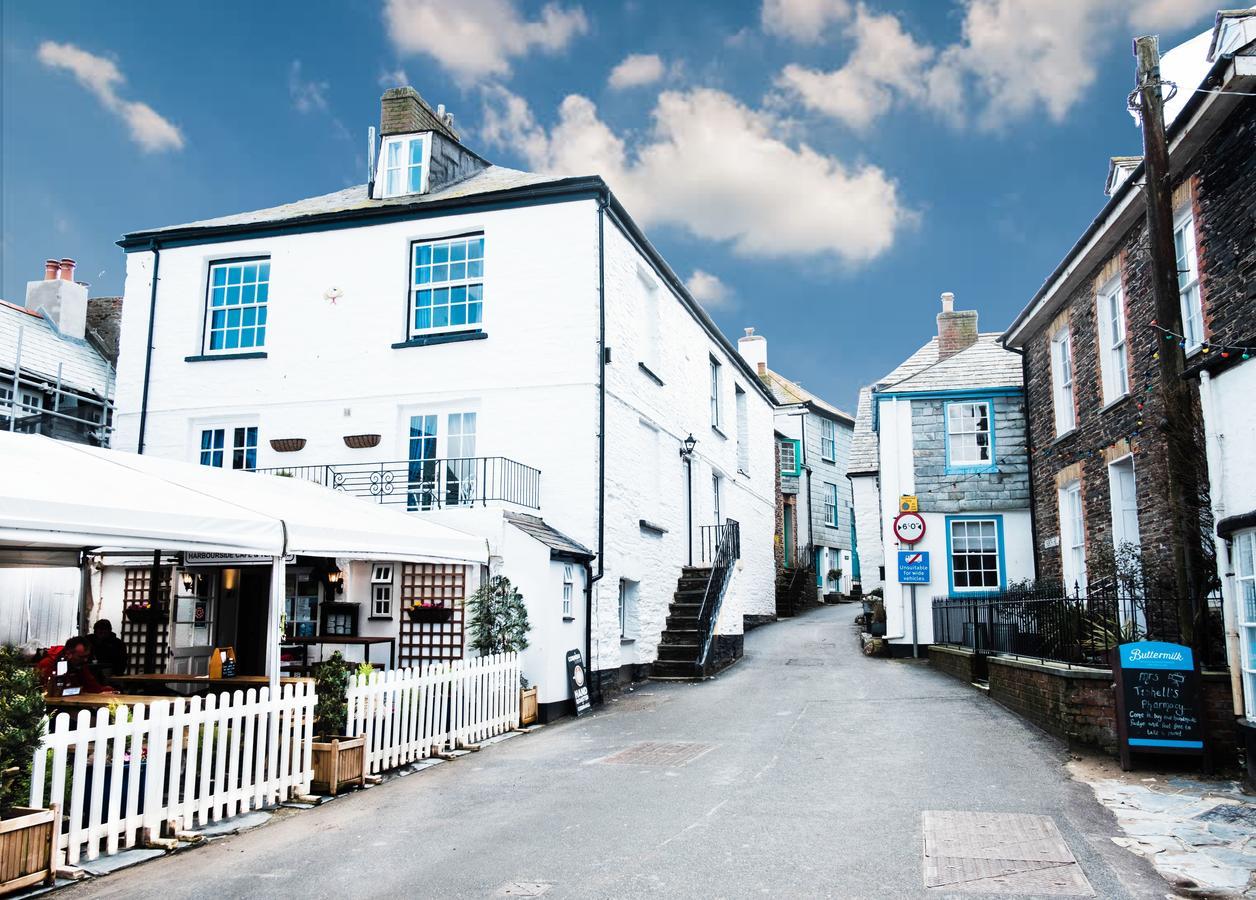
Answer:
[0,0,1220,412]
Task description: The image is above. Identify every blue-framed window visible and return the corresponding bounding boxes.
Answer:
[206,259,269,352]
[411,235,484,337]
[779,438,801,476]
[823,482,838,526]
[944,399,996,473]
[945,515,1005,594]
[200,426,257,470]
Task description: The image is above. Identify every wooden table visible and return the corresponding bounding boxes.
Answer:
[112,673,313,691]
[281,635,396,674]
[45,692,172,711]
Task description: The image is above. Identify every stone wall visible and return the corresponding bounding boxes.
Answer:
[928,644,980,683]
[910,394,1030,514]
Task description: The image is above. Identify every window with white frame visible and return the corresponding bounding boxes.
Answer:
[1108,457,1141,551]
[949,518,1001,591]
[371,564,394,618]
[1234,529,1256,719]
[410,235,484,337]
[779,438,798,475]
[444,411,477,505]
[1097,276,1129,404]
[380,134,428,197]
[206,259,269,353]
[823,482,839,526]
[710,357,722,430]
[638,265,662,375]
[1059,480,1087,593]
[562,564,574,618]
[712,472,723,524]
[1173,207,1204,351]
[735,386,749,473]
[1050,327,1075,435]
[200,425,257,470]
[821,418,836,461]
[618,579,638,639]
[946,401,993,470]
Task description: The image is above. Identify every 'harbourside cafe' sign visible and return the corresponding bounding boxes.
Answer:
[1113,641,1206,771]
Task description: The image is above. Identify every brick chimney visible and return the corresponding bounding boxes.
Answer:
[380,86,459,141]
[936,292,978,361]
[738,327,768,375]
[26,258,88,339]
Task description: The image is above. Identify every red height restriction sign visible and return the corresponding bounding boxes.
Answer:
[893,511,926,544]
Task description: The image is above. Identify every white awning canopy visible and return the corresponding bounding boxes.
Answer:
[0,433,487,565]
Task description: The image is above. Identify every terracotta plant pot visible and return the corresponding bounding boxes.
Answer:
[269,438,307,452]
[406,605,454,624]
[343,434,381,449]
[0,806,57,895]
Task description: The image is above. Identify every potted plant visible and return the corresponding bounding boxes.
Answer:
[467,576,534,723]
[123,599,167,624]
[870,598,887,637]
[824,568,843,603]
[405,601,455,624]
[0,647,56,896]
[308,652,366,795]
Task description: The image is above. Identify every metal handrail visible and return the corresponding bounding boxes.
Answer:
[251,455,542,510]
[696,519,741,669]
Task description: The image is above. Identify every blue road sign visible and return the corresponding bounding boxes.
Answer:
[897,550,930,584]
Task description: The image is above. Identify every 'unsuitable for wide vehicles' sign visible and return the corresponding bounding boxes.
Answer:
[897,551,930,584]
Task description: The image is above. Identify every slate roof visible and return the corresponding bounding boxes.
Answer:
[0,300,113,397]
[132,166,565,236]
[760,368,854,423]
[847,387,879,476]
[876,333,1022,393]
[503,512,594,560]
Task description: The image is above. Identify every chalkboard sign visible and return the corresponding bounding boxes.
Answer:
[1113,641,1204,771]
[566,649,592,718]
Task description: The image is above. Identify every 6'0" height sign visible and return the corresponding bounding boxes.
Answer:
[892,511,926,544]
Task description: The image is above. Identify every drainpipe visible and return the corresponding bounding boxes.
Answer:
[582,560,596,701]
[137,240,161,454]
[1199,370,1244,716]
[588,193,608,693]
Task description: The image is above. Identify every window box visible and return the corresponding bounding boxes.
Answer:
[406,604,454,624]
[270,438,306,453]
[124,603,168,624]
[343,433,381,450]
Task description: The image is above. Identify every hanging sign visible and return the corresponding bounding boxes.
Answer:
[1113,641,1205,771]
[566,649,592,717]
[892,511,926,544]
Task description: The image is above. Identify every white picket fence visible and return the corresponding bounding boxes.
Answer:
[346,652,521,775]
[29,682,315,868]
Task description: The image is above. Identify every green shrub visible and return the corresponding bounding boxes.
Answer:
[467,576,530,657]
[313,652,350,738]
[1,647,47,817]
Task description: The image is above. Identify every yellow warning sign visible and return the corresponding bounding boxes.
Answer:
[899,495,919,513]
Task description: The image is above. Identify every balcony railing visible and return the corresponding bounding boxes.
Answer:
[251,456,541,510]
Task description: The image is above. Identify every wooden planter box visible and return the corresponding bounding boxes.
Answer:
[0,806,57,896]
[406,605,454,624]
[124,605,167,624]
[520,687,538,726]
[310,735,366,795]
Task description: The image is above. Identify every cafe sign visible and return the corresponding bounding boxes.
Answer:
[1113,640,1206,771]
[184,552,295,567]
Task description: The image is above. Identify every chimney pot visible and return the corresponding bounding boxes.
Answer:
[941,291,955,313]
[59,258,76,282]
[44,259,60,281]
[936,292,978,361]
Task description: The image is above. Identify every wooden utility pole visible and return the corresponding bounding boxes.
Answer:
[1134,36,1207,647]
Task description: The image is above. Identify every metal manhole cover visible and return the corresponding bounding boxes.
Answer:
[922,811,1093,895]
[598,741,714,767]
[786,658,824,667]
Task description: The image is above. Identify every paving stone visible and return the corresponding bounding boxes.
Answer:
[922,811,1093,895]
[77,848,166,875]
[187,810,271,837]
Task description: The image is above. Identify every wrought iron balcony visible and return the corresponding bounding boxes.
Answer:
[251,456,541,511]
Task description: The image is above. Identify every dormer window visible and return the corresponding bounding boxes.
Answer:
[380,134,429,197]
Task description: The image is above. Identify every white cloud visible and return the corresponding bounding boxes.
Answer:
[608,53,665,90]
[686,270,733,309]
[383,0,588,80]
[378,66,410,89]
[761,0,850,42]
[37,41,183,152]
[778,0,1217,132]
[481,85,912,264]
[777,6,937,130]
[289,60,329,113]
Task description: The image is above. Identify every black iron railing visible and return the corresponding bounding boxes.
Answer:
[932,589,1226,669]
[696,519,741,669]
[251,456,541,510]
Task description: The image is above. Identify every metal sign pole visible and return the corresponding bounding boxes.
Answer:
[910,583,918,659]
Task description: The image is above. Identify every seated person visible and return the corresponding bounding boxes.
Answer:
[90,619,128,683]
[36,637,115,694]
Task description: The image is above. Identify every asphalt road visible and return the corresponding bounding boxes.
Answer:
[68,606,1169,899]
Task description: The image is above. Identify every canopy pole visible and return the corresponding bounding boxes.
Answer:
[267,555,286,690]
[78,552,92,637]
